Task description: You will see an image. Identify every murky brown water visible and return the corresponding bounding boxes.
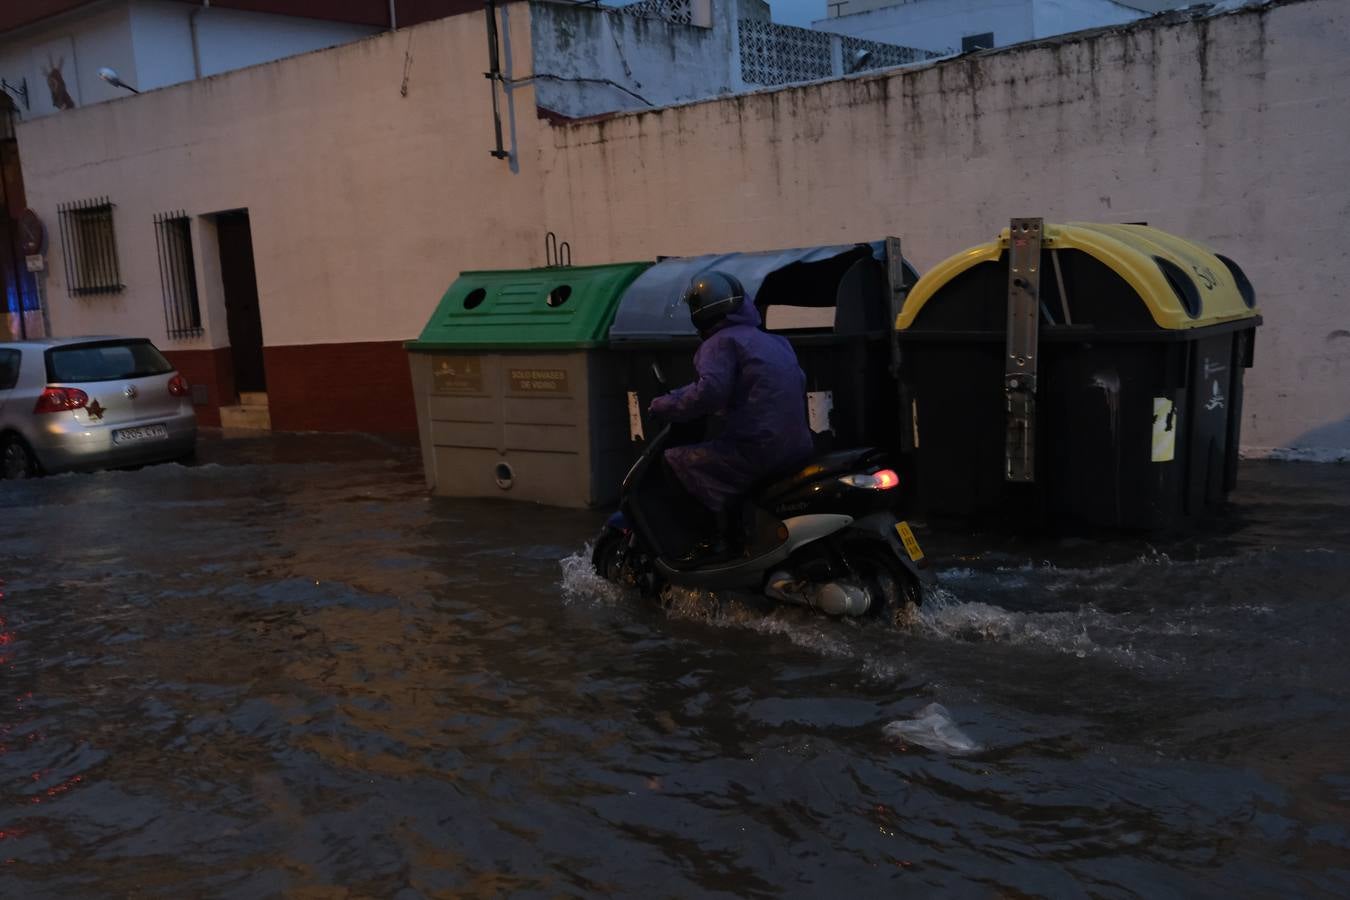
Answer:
[1,433,1348,897]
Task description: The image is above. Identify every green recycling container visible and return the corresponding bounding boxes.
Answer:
[406,261,651,508]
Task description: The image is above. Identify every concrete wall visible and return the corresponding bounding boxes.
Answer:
[813,0,1142,52]
[530,0,735,118]
[541,0,1350,456]
[0,0,138,118]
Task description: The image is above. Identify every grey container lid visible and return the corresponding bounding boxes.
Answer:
[609,240,915,342]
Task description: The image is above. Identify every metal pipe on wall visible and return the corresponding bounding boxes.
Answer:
[190,0,211,79]
[389,0,397,30]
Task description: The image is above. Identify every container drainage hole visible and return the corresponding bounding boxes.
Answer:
[547,285,572,308]
[494,462,514,490]
[464,288,487,310]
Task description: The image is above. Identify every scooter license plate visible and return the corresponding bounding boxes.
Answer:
[895,521,925,562]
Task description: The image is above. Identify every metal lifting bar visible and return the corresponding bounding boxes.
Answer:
[1004,217,1042,482]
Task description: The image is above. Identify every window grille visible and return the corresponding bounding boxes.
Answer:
[153,211,202,339]
[620,0,695,26]
[57,197,123,296]
[739,19,833,86]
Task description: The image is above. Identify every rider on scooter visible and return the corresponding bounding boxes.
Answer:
[649,271,815,565]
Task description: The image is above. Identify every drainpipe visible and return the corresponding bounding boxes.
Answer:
[190,0,210,79]
[388,0,397,30]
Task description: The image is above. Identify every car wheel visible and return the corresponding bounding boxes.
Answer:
[1,436,39,480]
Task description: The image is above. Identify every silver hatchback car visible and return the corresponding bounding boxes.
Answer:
[0,337,197,479]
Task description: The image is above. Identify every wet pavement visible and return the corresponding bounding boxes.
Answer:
[1,431,1348,897]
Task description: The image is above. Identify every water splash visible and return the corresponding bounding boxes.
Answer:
[558,544,627,606]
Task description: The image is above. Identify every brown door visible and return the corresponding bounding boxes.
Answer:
[216,211,265,393]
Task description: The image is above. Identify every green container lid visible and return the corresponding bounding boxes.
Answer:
[407,262,652,351]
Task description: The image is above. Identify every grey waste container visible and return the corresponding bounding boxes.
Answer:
[608,240,918,458]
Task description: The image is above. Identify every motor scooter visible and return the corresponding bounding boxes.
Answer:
[591,367,934,617]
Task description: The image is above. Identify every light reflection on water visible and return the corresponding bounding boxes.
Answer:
[0,434,1347,897]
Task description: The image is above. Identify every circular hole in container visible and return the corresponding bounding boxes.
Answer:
[463,288,487,310]
[547,285,572,308]
[494,462,514,490]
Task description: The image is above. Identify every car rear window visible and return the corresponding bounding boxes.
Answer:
[0,349,19,390]
[46,340,174,384]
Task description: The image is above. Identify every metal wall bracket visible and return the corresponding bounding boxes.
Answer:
[484,0,510,160]
[1005,217,1042,482]
[2,77,28,111]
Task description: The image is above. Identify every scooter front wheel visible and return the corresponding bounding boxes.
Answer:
[592,526,627,581]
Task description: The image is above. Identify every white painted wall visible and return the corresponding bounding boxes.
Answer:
[14,0,1350,455]
[813,0,1142,52]
[130,1,380,85]
[0,0,380,120]
[0,1,138,119]
[813,0,1034,52]
[1033,0,1141,38]
[16,8,546,355]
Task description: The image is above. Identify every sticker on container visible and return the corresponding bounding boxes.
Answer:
[509,367,569,394]
[432,356,483,394]
[806,391,834,434]
[1152,397,1176,462]
[627,391,645,442]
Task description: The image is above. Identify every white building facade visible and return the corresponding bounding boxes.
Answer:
[813,0,1153,54]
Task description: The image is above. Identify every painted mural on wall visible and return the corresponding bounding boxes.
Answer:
[31,38,80,112]
[43,55,76,110]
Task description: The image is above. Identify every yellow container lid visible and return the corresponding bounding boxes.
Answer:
[897,222,1258,331]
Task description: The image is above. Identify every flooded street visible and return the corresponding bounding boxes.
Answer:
[1,433,1348,897]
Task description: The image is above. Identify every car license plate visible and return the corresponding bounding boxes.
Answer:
[895,521,925,562]
[113,424,169,445]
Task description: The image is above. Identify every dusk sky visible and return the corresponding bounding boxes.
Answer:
[765,0,830,26]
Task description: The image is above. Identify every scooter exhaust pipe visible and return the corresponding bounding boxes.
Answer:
[765,571,871,617]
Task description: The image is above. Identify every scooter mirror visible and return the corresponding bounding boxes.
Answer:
[650,361,667,386]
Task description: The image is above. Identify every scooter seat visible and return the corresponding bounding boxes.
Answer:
[754,447,883,502]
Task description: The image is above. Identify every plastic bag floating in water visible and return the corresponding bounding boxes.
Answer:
[883,702,983,756]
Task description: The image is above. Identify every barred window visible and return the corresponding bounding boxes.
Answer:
[57,197,124,296]
[153,211,203,339]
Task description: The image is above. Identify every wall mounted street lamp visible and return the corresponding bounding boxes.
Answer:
[98,67,140,94]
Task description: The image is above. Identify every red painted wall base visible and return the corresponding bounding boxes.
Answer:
[264,340,417,435]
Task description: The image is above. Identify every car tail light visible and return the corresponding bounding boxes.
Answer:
[839,468,900,490]
[168,373,191,397]
[34,387,89,414]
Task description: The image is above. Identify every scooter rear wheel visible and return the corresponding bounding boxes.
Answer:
[842,540,922,621]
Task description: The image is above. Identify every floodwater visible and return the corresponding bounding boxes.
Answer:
[1,433,1348,897]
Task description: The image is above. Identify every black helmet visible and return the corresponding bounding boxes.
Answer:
[683,271,745,332]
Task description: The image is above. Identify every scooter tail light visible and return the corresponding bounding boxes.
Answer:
[34,387,89,414]
[838,469,901,490]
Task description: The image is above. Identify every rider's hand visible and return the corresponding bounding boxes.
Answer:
[648,394,671,423]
